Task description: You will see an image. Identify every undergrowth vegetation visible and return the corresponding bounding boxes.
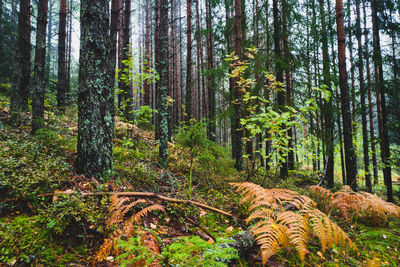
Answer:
[0,102,399,266]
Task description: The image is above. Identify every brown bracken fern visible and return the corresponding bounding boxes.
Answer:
[93,195,165,265]
[231,182,355,265]
[309,185,400,225]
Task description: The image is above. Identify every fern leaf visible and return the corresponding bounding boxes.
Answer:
[277,211,310,261]
[133,204,165,224]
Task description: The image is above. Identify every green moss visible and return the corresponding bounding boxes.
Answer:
[0,215,88,265]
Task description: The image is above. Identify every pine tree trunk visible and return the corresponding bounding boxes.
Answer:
[32,0,49,134]
[77,0,114,179]
[158,0,169,167]
[117,0,124,110]
[335,0,358,190]
[185,0,193,121]
[328,0,346,185]
[56,0,67,108]
[356,0,371,192]
[109,0,120,98]
[370,0,393,202]
[282,0,294,171]
[319,0,334,188]
[10,0,31,124]
[233,0,244,171]
[66,0,72,90]
[45,1,53,86]
[273,0,287,178]
[120,0,134,121]
[144,0,151,106]
[206,0,216,141]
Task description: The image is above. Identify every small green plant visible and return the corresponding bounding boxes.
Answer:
[161,236,239,267]
[175,120,210,197]
[116,234,160,267]
[135,105,156,130]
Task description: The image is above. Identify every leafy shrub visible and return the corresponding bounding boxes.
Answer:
[135,105,156,130]
[161,236,239,266]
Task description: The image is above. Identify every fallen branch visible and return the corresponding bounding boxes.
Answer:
[38,191,233,218]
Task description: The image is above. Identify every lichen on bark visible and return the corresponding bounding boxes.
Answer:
[76,0,114,180]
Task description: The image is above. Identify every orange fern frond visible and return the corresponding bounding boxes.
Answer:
[277,211,310,261]
[232,182,356,265]
[309,185,400,225]
[133,204,165,224]
[93,196,164,265]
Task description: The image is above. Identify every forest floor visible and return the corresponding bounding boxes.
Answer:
[0,93,400,266]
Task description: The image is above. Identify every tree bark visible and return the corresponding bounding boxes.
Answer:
[356,0,371,192]
[66,0,73,90]
[206,0,216,141]
[335,0,358,190]
[77,0,114,179]
[32,0,49,134]
[158,0,169,167]
[370,0,393,202]
[45,1,54,86]
[273,0,287,178]
[144,0,151,106]
[119,0,134,121]
[233,0,244,171]
[318,0,334,188]
[56,0,67,109]
[185,0,193,121]
[10,0,31,124]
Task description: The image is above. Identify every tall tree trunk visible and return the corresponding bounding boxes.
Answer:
[335,0,358,190]
[273,0,287,178]
[185,0,193,121]
[282,0,294,171]
[370,0,393,202]
[347,1,356,122]
[10,0,31,124]
[117,0,124,110]
[109,0,120,97]
[32,0,49,133]
[77,0,114,179]
[328,0,346,184]
[154,0,161,139]
[66,0,72,90]
[319,0,334,187]
[232,0,244,171]
[120,0,134,121]
[144,0,151,106]
[356,0,371,192]
[224,0,235,160]
[206,0,216,141]
[56,0,67,108]
[158,0,169,167]
[45,1,54,86]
